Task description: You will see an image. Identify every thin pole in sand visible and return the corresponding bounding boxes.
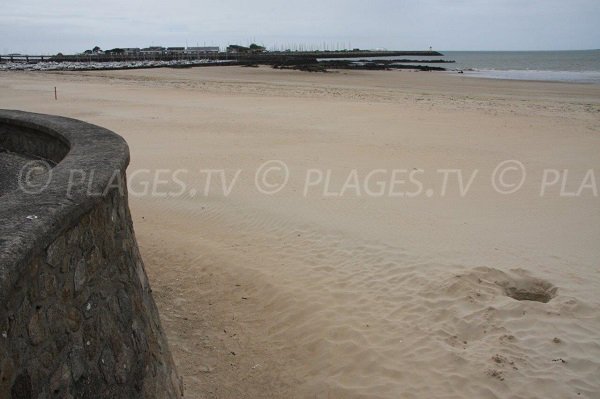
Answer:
[54,87,57,100]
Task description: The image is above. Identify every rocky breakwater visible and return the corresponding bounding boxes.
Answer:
[0,110,182,398]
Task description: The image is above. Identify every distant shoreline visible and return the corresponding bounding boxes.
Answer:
[0,50,443,64]
[0,50,448,73]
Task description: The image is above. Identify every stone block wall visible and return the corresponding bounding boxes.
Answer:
[0,110,182,398]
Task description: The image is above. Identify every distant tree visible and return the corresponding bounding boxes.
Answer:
[226,44,249,53]
[92,46,101,53]
[56,52,64,57]
[249,43,266,53]
[83,50,93,55]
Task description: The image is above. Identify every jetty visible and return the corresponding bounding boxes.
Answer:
[0,50,452,72]
[0,50,443,64]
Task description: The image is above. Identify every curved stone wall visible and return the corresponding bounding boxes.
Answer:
[0,110,182,398]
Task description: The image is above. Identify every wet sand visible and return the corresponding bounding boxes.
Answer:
[1,67,599,398]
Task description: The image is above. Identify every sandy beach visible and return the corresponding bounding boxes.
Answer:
[1,66,599,398]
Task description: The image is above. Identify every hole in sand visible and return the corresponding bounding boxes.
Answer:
[499,277,557,303]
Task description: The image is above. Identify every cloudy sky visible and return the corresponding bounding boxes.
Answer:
[1,0,599,54]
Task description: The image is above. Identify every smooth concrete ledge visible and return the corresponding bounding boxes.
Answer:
[0,110,181,398]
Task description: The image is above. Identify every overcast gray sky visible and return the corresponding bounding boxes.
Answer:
[1,0,599,54]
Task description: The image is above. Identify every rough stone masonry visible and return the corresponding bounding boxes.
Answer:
[0,110,182,398]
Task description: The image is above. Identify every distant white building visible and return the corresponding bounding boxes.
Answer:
[122,48,140,55]
[185,46,220,55]
[141,46,165,55]
[167,47,185,54]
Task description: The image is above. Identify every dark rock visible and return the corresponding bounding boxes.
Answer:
[65,306,82,333]
[46,236,67,270]
[49,363,71,396]
[99,345,116,385]
[27,311,44,346]
[11,371,32,399]
[0,357,15,397]
[73,259,87,294]
[69,347,86,382]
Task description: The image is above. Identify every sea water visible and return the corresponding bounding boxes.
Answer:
[327,50,600,83]
[442,50,600,83]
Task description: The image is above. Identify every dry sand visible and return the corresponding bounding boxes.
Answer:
[1,66,599,398]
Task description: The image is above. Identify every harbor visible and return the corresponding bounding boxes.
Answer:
[0,48,449,72]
